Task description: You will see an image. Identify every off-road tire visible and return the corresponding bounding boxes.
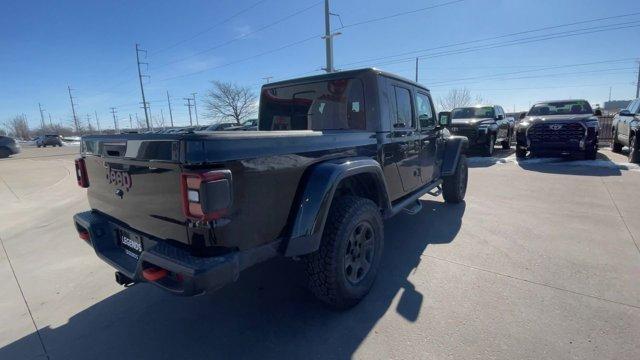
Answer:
[515,145,527,159]
[482,134,495,157]
[629,134,640,163]
[305,196,383,309]
[442,154,467,203]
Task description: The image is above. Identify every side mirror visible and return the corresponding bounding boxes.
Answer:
[496,114,504,120]
[594,109,602,116]
[438,112,451,127]
[519,112,527,120]
[619,109,631,116]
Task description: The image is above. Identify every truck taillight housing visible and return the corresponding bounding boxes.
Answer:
[180,170,232,221]
[75,158,89,188]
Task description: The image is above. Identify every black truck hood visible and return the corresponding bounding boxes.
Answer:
[523,114,596,124]
[451,117,493,125]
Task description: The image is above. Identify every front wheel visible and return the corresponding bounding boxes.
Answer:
[585,146,597,160]
[630,134,640,163]
[442,154,467,203]
[516,145,527,159]
[611,132,622,153]
[482,134,495,157]
[306,196,384,309]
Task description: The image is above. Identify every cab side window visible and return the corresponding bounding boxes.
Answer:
[415,92,435,128]
[393,86,414,128]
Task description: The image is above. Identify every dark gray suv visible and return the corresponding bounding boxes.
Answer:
[36,134,63,147]
[0,136,21,158]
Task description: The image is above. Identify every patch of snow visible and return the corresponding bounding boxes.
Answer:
[468,155,640,172]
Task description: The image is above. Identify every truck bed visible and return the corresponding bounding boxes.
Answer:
[80,130,378,253]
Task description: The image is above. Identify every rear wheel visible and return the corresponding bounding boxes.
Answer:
[629,133,640,163]
[442,154,467,203]
[306,196,383,309]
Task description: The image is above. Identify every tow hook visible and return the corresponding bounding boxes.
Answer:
[115,271,135,287]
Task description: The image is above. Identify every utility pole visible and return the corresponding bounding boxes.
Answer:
[262,76,273,83]
[184,97,194,126]
[86,114,93,133]
[191,93,199,125]
[415,58,419,82]
[129,114,133,129]
[160,108,165,126]
[48,113,53,127]
[166,91,174,127]
[322,0,341,73]
[110,107,118,131]
[136,43,151,130]
[38,103,46,130]
[67,86,79,133]
[94,110,101,133]
[609,87,612,102]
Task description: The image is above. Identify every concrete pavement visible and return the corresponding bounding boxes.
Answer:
[0,146,638,359]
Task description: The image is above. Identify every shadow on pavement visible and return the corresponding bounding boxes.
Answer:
[467,147,515,168]
[0,200,465,360]
[517,151,624,177]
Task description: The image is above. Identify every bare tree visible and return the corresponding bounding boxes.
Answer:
[437,88,472,111]
[3,114,31,139]
[204,81,257,124]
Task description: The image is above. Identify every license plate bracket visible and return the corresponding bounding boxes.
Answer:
[117,229,143,259]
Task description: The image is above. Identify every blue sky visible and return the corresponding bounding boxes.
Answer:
[1,0,639,130]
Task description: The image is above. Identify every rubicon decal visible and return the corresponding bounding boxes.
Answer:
[106,167,132,191]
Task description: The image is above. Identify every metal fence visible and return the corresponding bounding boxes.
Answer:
[598,115,614,146]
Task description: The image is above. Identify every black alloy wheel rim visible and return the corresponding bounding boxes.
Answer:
[344,221,375,285]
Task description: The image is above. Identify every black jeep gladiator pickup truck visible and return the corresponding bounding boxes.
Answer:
[73,68,468,308]
[447,105,512,157]
[516,99,601,159]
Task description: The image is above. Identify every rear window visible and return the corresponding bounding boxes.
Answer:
[259,78,365,131]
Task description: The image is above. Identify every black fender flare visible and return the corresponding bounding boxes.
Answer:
[441,136,468,177]
[282,157,391,257]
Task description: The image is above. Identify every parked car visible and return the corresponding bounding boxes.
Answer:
[206,122,238,131]
[0,136,21,158]
[610,98,640,163]
[240,118,258,130]
[515,99,600,159]
[447,105,512,156]
[36,134,63,147]
[73,68,469,309]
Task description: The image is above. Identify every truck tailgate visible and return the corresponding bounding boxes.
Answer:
[82,138,188,244]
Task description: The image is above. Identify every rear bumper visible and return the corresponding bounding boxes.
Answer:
[73,211,278,296]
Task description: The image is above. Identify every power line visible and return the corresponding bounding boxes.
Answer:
[347,22,640,72]
[427,67,637,88]
[150,0,269,56]
[154,1,322,70]
[338,12,640,68]
[340,0,466,29]
[426,58,637,85]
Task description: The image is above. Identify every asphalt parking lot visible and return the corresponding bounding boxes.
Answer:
[1,145,639,360]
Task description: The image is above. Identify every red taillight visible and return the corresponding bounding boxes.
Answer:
[74,158,89,188]
[180,170,231,221]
